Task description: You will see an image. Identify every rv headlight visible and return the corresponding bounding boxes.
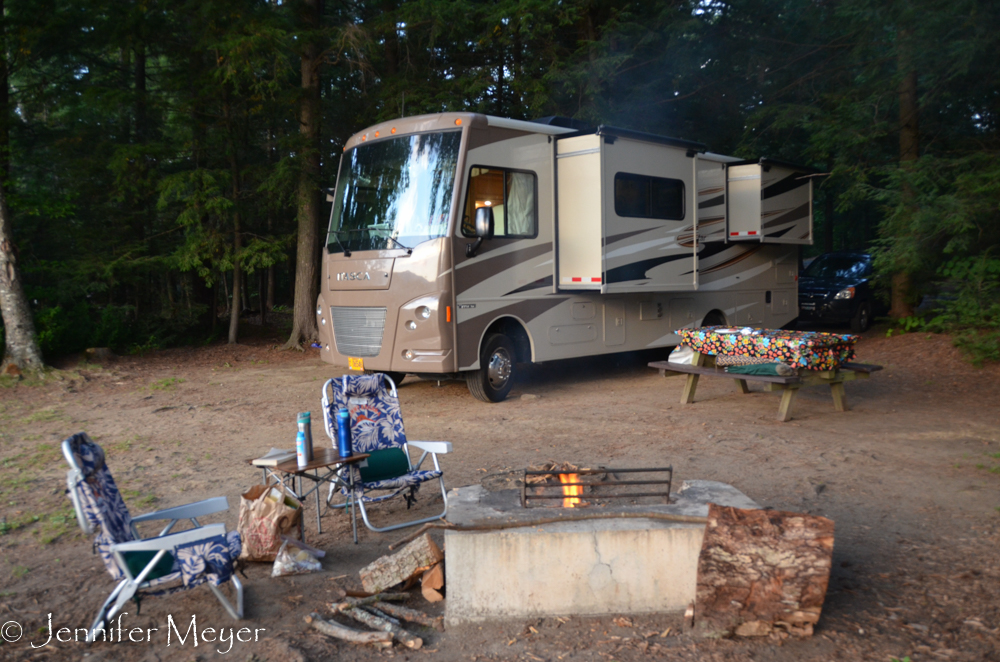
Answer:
[321,318,326,325]
[416,305,431,319]
[834,287,855,300]
[402,349,414,360]
[316,306,322,316]
[405,320,417,331]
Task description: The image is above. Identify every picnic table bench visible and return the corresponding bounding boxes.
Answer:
[649,351,882,421]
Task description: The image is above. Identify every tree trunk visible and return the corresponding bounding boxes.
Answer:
[0,180,43,375]
[283,0,322,350]
[228,262,241,343]
[891,29,919,320]
[259,270,266,324]
[134,40,147,143]
[823,160,834,253]
[0,0,8,183]
[0,4,42,377]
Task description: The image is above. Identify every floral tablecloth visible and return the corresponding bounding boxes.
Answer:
[676,326,858,371]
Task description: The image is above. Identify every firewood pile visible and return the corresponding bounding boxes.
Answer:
[305,533,445,649]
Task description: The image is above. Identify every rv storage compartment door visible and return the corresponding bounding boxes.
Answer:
[556,135,603,290]
[727,161,813,245]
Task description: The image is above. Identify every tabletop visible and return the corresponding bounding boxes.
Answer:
[273,448,370,475]
[676,326,858,371]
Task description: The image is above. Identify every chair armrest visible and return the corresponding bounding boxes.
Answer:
[131,496,229,524]
[111,523,229,584]
[113,523,228,553]
[408,441,452,454]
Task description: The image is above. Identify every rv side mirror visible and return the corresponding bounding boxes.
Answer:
[466,206,495,257]
[475,206,494,238]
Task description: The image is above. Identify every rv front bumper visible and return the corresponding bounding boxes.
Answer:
[316,292,453,373]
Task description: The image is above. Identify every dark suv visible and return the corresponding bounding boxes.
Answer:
[798,251,877,332]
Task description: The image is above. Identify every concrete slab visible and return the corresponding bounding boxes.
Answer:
[444,480,759,625]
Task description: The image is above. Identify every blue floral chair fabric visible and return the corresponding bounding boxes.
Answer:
[322,374,452,538]
[62,433,244,642]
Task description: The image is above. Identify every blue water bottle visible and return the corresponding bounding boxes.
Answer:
[336,408,352,457]
[296,430,308,468]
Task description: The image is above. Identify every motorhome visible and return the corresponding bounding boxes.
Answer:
[316,113,812,402]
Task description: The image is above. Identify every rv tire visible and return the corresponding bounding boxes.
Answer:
[467,334,517,403]
[366,370,406,388]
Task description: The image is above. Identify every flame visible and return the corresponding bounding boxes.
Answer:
[558,473,582,508]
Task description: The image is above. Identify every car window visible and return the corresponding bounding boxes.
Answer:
[804,255,870,279]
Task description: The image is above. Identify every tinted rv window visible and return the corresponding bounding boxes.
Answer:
[614,173,685,220]
[462,167,538,238]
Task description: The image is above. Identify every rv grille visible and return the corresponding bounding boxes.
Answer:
[330,306,387,357]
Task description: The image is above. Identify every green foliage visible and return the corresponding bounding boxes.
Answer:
[0,0,998,362]
[886,255,1000,364]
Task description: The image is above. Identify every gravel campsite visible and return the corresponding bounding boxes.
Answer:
[1,326,999,662]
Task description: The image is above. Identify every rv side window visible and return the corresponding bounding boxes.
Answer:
[462,167,538,238]
[614,173,685,220]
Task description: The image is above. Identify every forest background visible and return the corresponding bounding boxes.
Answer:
[0,0,997,367]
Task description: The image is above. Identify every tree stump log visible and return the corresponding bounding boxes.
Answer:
[694,503,834,638]
[360,533,443,594]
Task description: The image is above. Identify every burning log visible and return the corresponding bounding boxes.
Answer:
[304,612,392,647]
[360,533,444,593]
[335,602,424,649]
[694,504,835,638]
[558,472,583,507]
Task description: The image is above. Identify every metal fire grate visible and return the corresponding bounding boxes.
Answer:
[520,466,673,508]
[330,306,387,357]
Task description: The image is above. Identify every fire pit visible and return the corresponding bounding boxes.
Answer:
[443,467,759,625]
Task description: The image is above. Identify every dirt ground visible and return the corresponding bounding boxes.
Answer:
[1,323,1000,662]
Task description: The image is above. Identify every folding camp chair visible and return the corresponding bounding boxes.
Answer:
[322,373,451,540]
[62,433,243,642]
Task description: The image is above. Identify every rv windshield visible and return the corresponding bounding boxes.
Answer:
[328,131,461,253]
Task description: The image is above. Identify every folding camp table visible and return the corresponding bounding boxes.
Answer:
[252,449,369,543]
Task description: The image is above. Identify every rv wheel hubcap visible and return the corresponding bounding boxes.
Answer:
[487,349,512,388]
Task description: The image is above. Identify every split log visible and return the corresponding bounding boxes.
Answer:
[372,601,445,631]
[695,503,835,638]
[338,603,423,649]
[333,593,409,613]
[360,533,443,594]
[304,613,392,646]
[421,562,444,603]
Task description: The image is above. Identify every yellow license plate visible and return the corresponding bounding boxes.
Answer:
[348,357,364,371]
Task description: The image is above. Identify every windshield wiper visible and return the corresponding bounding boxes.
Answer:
[329,231,351,257]
[382,234,412,255]
[331,228,412,255]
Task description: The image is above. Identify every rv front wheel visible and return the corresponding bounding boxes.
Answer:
[467,333,517,403]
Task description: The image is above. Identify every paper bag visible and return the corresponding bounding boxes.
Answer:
[238,482,302,562]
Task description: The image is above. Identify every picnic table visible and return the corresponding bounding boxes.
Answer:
[649,326,881,421]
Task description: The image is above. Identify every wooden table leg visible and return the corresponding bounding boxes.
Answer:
[830,381,848,412]
[680,351,706,404]
[681,374,700,404]
[734,379,750,394]
[777,386,799,422]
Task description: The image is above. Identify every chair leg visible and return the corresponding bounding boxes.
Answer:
[208,575,244,620]
[89,580,136,642]
[354,477,449,534]
[87,580,126,642]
